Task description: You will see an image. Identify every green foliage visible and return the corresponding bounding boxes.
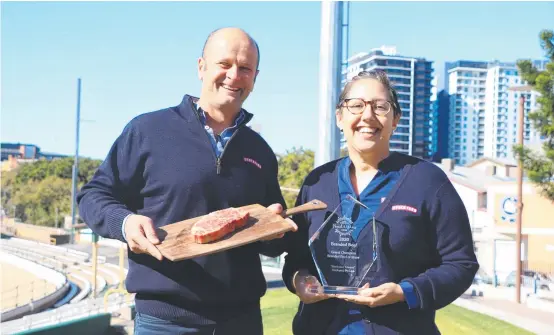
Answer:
[4,146,318,225]
[2,157,102,226]
[513,145,554,200]
[277,147,314,208]
[515,29,554,200]
[14,157,99,185]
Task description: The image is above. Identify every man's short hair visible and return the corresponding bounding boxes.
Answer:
[201,27,260,70]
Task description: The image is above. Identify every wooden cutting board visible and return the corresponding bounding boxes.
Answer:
[156,200,327,261]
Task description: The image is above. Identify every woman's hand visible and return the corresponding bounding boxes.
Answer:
[336,282,405,308]
[293,270,334,304]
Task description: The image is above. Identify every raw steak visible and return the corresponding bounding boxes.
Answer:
[191,207,250,244]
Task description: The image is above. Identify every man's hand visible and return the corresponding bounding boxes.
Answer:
[124,214,163,261]
[261,203,298,241]
[293,269,334,304]
[336,282,405,308]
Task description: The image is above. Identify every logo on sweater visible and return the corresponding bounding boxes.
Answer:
[243,157,262,169]
[391,205,418,214]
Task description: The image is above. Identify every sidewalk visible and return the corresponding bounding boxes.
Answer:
[454,293,554,335]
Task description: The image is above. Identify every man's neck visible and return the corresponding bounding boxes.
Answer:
[196,99,240,135]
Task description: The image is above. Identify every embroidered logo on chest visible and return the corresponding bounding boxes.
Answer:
[244,157,262,169]
[391,205,418,214]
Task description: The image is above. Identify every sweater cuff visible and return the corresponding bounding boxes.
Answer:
[121,214,133,242]
[404,276,431,310]
[106,208,134,242]
[399,281,420,309]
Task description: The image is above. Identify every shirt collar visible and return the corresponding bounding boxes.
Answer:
[195,102,245,129]
[340,152,397,177]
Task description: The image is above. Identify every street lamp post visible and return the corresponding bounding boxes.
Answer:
[70,78,82,244]
[70,78,99,296]
[508,85,532,304]
[515,93,524,304]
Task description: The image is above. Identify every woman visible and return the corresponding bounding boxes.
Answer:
[282,70,479,334]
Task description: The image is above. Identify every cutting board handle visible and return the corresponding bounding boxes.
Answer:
[281,199,327,218]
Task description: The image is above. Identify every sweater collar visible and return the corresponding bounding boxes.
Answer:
[178,94,253,126]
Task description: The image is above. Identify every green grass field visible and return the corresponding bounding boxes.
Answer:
[260,288,534,335]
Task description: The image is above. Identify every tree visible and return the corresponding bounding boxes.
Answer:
[1,170,17,217]
[277,147,315,208]
[4,157,102,226]
[515,29,554,200]
[14,157,100,185]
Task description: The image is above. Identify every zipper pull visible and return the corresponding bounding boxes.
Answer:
[216,158,221,175]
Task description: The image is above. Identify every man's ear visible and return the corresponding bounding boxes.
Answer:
[197,57,205,80]
[253,69,260,84]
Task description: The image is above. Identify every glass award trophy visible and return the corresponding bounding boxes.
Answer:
[308,194,380,295]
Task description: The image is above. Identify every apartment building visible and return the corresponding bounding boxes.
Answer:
[343,46,434,159]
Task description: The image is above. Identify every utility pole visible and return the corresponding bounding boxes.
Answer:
[508,85,531,304]
[515,93,525,304]
[315,1,344,167]
[91,233,98,297]
[70,78,82,244]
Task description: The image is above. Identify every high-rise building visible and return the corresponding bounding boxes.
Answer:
[445,61,488,166]
[431,89,451,162]
[445,60,547,165]
[430,77,439,159]
[342,46,434,159]
[484,61,546,159]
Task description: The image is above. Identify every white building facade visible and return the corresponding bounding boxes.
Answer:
[484,62,544,159]
[445,60,547,165]
[445,61,488,166]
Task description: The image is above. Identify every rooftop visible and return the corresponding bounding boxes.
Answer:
[435,157,523,193]
[467,157,517,168]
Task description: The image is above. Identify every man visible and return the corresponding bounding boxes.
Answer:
[77,27,295,334]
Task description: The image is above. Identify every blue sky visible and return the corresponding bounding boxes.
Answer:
[2,1,553,160]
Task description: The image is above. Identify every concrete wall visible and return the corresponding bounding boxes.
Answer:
[1,251,66,287]
[527,234,554,274]
[0,251,69,322]
[3,221,68,244]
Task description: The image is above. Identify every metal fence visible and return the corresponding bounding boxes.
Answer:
[523,260,554,277]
